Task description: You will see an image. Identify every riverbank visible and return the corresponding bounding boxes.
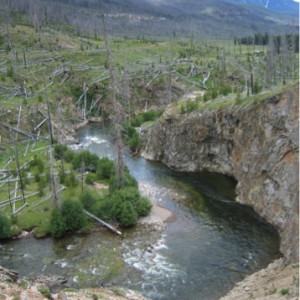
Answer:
[0,266,148,300]
[219,259,299,300]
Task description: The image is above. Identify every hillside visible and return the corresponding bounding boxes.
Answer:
[231,0,299,14]
[0,3,299,300]
[1,0,298,38]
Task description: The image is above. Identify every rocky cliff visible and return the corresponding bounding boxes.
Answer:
[143,84,299,263]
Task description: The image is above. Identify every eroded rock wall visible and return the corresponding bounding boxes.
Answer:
[143,85,299,262]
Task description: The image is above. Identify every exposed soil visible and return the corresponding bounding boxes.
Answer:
[219,259,299,300]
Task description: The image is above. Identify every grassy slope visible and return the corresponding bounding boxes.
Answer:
[0,20,298,237]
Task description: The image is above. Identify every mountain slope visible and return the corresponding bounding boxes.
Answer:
[230,0,299,14]
[2,0,298,38]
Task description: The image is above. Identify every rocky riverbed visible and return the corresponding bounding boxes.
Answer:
[0,266,148,300]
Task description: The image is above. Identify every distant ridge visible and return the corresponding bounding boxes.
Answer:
[230,0,299,15]
[2,0,298,38]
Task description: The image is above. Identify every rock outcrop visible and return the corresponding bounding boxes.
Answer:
[143,84,299,262]
[0,267,148,300]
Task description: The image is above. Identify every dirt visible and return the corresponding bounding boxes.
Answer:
[219,259,299,300]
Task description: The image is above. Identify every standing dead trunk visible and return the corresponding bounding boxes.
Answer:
[247,54,254,95]
[22,48,27,69]
[102,16,125,188]
[44,77,58,208]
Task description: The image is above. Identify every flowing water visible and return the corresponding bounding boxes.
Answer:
[0,124,280,300]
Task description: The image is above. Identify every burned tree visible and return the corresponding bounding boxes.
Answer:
[102,16,125,189]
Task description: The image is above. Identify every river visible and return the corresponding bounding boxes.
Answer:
[0,123,280,300]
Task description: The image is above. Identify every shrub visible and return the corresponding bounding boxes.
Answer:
[59,170,65,184]
[7,65,14,77]
[280,288,289,295]
[85,173,97,185]
[235,93,243,105]
[253,81,262,94]
[118,201,138,227]
[97,186,151,227]
[97,157,115,180]
[128,132,141,152]
[186,99,198,112]
[0,214,11,239]
[30,156,45,173]
[80,191,97,211]
[65,171,78,187]
[38,287,52,299]
[54,144,68,160]
[109,168,138,192]
[72,150,99,172]
[211,87,218,99]
[135,196,152,217]
[50,209,66,238]
[61,200,85,231]
[64,149,75,163]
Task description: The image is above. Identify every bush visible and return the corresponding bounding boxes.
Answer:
[130,109,161,127]
[109,168,138,192]
[80,191,97,212]
[72,150,99,172]
[30,156,45,173]
[7,65,14,77]
[128,132,141,152]
[85,173,97,185]
[65,171,78,187]
[220,85,231,96]
[50,209,66,238]
[186,99,198,112]
[64,149,75,163]
[97,186,151,227]
[0,214,11,239]
[211,88,219,99]
[118,201,138,227]
[61,200,85,231]
[235,93,243,104]
[135,196,152,217]
[97,157,115,180]
[54,144,68,160]
[38,287,52,299]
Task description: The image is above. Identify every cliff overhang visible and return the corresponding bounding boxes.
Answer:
[143,84,299,263]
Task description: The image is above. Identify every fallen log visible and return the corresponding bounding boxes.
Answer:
[83,209,122,236]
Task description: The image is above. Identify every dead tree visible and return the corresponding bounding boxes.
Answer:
[102,15,125,188]
[22,48,27,69]
[44,77,58,208]
[280,35,288,85]
[122,52,131,123]
[247,53,254,95]
[82,82,87,121]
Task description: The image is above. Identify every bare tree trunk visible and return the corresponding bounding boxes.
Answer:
[83,82,87,121]
[14,140,26,205]
[102,16,125,188]
[122,52,131,124]
[7,170,12,213]
[44,77,54,145]
[22,48,27,69]
[247,54,254,95]
[44,76,58,208]
[5,16,13,52]
[280,35,288,85]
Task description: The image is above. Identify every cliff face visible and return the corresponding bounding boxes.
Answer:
[143,85,299,262]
